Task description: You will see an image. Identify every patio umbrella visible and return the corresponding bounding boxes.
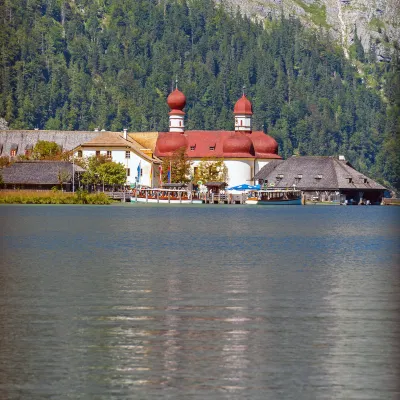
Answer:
[227,184,261,191]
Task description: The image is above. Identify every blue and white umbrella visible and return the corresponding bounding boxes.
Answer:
[227,184,260,191]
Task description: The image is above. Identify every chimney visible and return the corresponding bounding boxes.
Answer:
[123,128,127,140]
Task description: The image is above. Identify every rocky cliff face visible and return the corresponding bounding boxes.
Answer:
[218,0,400,59]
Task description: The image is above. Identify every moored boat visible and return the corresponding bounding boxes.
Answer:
[132,188,203,204]
[245,189,302,205]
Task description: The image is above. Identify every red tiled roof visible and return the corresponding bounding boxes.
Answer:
[154,130,281,159]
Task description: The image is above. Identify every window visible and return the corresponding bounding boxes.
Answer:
[193,167,198,177]
[125,151,130,159]
[96,151,100,157]
[77,150,83,158]
[209,146,215,151]
[10,149,17,157]
[126,168,130,177]
[106,151,112,158]
[190,145,196,151]
[25,150,31,156]
[141,168,143,177]
[347,177,353,183]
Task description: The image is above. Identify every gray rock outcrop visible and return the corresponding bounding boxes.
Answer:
[217,0,400,59]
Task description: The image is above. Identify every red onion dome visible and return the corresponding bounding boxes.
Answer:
[223,133,254,155]
[234,94,253,115]
[252,133,279,154]
[157,132,188,154]
[167,88,186,111]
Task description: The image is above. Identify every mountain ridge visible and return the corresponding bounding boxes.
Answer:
[219,0,400,59]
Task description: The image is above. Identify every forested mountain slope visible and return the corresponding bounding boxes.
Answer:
[0,0,398,190]
[222,0,400,59]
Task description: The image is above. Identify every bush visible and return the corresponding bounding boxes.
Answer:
[0,190,112,205]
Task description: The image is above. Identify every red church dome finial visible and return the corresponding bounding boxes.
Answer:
[167,78,186,112]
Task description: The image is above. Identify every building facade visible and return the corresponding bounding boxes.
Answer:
[151,87,282,187]
[254,156,386,204]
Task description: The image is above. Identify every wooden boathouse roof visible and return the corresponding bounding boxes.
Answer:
[254,156,386,191]
[1,161,85,185]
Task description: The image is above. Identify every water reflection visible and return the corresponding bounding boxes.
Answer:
[0,205,399,399]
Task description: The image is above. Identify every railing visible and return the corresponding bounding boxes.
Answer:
[105,191,131,201]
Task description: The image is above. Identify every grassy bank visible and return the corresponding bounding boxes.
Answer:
[0,190,112,205]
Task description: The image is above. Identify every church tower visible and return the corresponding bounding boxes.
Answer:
[234,88,253,133]
[167,81,186,133]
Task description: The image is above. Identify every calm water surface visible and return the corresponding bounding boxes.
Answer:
[0,204,399,399]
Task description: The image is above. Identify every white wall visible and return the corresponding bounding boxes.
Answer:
[77,149,153,187]
[191,159,254,187]
[255,160,270,176]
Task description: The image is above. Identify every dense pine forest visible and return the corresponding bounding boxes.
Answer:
[0,0,399,190]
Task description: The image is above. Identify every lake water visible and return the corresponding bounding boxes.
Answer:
[0,204,399,399]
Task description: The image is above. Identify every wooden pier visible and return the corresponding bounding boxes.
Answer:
[104,191,247,204]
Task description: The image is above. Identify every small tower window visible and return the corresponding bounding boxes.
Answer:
[125,151,130,159]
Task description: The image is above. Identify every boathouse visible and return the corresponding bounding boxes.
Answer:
[1,161,85,191]
[254,156,386,204]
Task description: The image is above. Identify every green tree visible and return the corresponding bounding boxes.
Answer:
[161,147,192,183]
[57,168,71,192]
[80,155,126,190]
[32,141,62,160]
[80,155,108,187]
[97,161,127,189]
[194,159,228,183]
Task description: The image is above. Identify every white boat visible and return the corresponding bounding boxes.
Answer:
[132,188,203,204]
[245,189,302,205]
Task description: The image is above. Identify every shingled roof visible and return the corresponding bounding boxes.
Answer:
[0,130,162,164]
[1,161,85,185]
[0,130,101,157]
[254,156,386,191]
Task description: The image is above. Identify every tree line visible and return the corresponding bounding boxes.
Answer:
[0,0,398,190]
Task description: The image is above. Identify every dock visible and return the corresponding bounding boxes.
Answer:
[104,191,247,204]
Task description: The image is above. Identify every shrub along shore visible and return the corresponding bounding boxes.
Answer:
[0,190,112,205]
